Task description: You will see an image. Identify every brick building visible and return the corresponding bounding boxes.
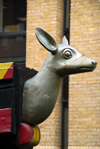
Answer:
[0,0,100,149]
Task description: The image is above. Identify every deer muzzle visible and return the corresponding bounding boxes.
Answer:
[76,56,97,71]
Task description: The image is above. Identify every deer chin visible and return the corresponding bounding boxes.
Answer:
[77,66,95,71]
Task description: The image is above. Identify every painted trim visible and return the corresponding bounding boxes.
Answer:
[0,62,13,80]
[19,123,40,146]
[30,125,41,146]
[0,108,11,133]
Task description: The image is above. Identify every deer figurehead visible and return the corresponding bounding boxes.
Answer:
[22,27,97,125]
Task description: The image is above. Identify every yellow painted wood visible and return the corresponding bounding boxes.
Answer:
[30,126,40,146]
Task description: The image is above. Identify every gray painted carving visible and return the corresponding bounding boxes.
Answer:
[22,27,97,125]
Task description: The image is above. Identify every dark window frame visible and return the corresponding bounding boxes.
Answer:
[0,31,26,38]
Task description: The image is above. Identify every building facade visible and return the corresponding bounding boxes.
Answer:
[69,0,100,148]
[27,0,99,149]
[0,0,100,149]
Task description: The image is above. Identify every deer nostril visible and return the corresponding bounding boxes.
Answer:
[92,61,97,66]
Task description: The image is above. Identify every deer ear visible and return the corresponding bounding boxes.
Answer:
[36,27,58,54]
[62,36,68,45]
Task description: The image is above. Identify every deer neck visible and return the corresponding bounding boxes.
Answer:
[36,65,62,86]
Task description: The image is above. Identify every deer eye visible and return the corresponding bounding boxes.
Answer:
[63,49,72,59]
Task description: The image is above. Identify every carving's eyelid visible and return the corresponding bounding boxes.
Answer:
[62,48,74,54]
[62,48,70,52]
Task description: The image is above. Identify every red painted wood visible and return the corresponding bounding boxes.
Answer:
[19,123,34,145]
[3,63,13,79]
[0,108,11,133]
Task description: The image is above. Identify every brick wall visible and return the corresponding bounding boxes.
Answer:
[69,0,100,147]
[26,0,63,148]
[26,0,63,70]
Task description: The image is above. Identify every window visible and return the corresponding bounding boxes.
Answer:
[0,0,26,63]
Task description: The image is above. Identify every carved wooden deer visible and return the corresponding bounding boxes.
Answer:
[22,27,97,126]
